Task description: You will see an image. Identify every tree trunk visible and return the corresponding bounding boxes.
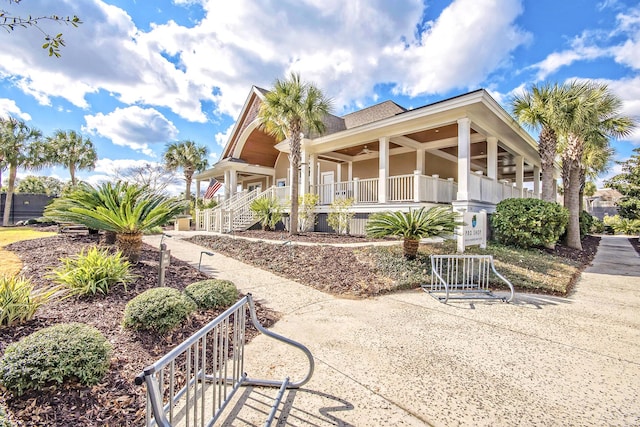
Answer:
[70,164,76,187]
[2,165,17,226]
[104,230,116,245]
[539,126,558,202]
[184,171,193,215]
[578,167,586,213]
[403,238,419,259]
[116,232,143,263]
[289,125,301,236]
[566,164,583,250]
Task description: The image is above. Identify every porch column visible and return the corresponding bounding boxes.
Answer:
[486,137,498,180]
[196,180,201,202]
[416,149,425,174]
[309,153,317,191]
[515,156,524,196]
[456,118,471,200]
[348,161,353,181]
[230,170,238,196]
[300,149,309,196]
[533,165,541,196]
[223,170,230,200]
[378,136,389,203]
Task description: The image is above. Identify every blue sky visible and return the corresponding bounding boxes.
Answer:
[1,0,639,193]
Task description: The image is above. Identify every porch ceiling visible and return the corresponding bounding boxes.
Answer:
[239,128,279,167]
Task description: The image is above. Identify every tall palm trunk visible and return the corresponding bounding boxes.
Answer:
[539,126,558,202]
[289,122,301,236]
[2,165,17,226]
[564,133,584,250]
[184,170,193,215]
[116,232,143,263]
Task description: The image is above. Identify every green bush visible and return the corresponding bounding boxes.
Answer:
[591,217,605,234]
[123,287,196,334]
[48,247,136,296]
[0,405,10,427]
[0,323,111,396]
[491,198,568,248]
[603,214,640,235]
[0,276,65,327]
[579,211,595,238]
[328,197,355,235]
[185,279,238,310]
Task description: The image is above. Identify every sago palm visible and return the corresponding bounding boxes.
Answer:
[258,72,332,236]
[44,182,187,262]
[365,207,461,259]
[249,197,283,231]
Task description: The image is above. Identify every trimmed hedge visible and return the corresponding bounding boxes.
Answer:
[123,287,196,334]
[0,323,111,396]
[491,198,568,248]
[184,279,238,310]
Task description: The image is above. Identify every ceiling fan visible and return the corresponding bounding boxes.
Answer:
[357,145,376,155]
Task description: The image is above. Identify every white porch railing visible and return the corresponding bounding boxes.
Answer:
[469,173,538,203]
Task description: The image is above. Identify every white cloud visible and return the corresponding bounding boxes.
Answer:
[83,106,178,156]
[214,124,234,148]
[532,6,640,79]
[0,0,532,123]
[0,98,32,121]
[390,0,531,97]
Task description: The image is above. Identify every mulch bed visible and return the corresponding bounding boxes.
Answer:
[0,233,277,427]
[187,232,602,298]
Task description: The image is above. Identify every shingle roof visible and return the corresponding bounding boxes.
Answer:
[341,100,407,129]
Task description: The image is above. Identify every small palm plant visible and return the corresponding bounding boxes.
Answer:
[44,182,187,262]
[365,207,461,259]
[250,197,283,231]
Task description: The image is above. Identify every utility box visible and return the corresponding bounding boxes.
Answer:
[174,217,191,231]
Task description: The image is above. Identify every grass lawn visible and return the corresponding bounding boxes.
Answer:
[0,227,57,277]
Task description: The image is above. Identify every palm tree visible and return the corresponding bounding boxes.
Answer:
[511,83,570,202]
[258,73,332,236]
[163,140,208,214]
[561,82,635,249]
[44,182,187,262]
[365,207,461,259]
[46,130,97,186]
[0,117,44,226]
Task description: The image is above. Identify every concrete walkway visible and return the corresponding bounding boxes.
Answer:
[143,233,640,426]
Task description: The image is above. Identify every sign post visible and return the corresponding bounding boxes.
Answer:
[158,243,171,287]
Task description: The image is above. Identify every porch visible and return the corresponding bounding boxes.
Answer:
[195,172,537,233]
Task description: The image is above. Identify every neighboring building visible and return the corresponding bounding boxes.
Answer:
[587,188,621,220]
[194,87,545,233]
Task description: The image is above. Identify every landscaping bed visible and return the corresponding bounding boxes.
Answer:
[187,232,601,297]
[0,233,277,427]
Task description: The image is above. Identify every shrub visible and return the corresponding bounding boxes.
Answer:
[0,323,111,396]
[0,405,10,427]
[579,211,595,238]
[250,197,283,231]
[591,217,605,234]
[0,276,65,327]
[491,198,568,248]
[185,279,238,310]
[604,214,640,235]
[298,193,319,232]
[48,247,135,296]
[123,287,196,334]
[328,197,355,235]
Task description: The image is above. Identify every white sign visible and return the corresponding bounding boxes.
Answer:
[457,211,487,252]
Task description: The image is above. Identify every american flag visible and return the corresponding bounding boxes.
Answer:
[204,178,222,199]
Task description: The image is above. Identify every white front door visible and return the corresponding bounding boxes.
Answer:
[321,172,334,205]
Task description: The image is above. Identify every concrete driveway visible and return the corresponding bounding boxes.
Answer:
[144,234,640,426]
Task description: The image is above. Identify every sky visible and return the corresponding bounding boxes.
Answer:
[1,0,639,194]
